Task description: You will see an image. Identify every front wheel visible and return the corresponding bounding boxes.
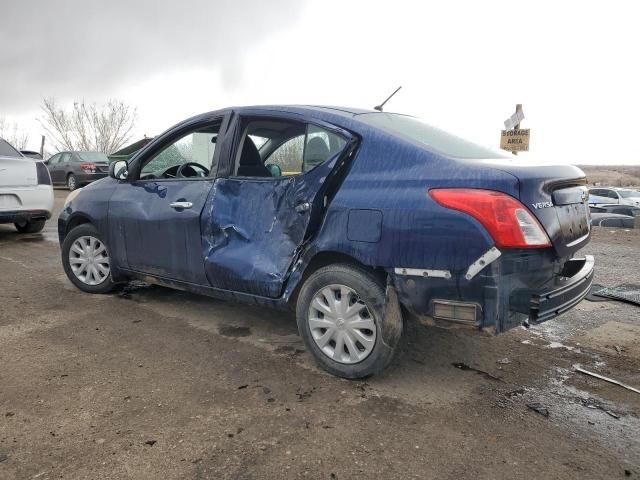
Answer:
[296,264,402,379]
[61,223,116,293]
[14,219,46,233]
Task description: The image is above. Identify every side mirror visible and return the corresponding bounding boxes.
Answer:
[109,160,128,180]
[266,163,282,177]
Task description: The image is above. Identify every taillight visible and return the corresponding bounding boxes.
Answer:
[80,162,97,173]
[429,188,551,248]
[35,162,52,185]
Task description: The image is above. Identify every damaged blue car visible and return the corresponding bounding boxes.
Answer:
[58,106,594,378]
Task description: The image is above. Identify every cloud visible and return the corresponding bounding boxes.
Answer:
[0,0,305,112]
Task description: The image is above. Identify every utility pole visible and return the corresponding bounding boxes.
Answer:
[40,135,45,158]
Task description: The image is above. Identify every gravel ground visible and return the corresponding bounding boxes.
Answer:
[0,190,638,479]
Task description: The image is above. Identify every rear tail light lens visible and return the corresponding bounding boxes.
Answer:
[80,162,97,173]
[429,188,551,248]
[35,162,52,185]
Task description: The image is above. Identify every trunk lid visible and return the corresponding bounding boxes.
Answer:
[96,162,110,173]
[0,155,37,188]
[477,159,590,258]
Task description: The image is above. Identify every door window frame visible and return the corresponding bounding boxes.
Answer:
[126,113,231,184]
[221,111,354,180]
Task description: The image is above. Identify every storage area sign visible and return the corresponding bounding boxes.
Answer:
[500,129,530,152]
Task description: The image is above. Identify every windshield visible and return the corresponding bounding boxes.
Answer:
[618,190,640,198]
[0,138,23,158]
[359,113,508,159]
[78,152,109,163]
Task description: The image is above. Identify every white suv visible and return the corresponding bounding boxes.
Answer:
[0,138,54,233]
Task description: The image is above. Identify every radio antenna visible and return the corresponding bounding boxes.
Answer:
[374,86,402,112]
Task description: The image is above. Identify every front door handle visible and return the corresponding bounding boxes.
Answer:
[169,201,193,210]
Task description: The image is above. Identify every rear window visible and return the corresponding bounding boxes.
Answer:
[78,152,109,163]
[0,138,22,158]
[359,113,508,159]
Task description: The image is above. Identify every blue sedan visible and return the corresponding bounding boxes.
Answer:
[58,106,594,378]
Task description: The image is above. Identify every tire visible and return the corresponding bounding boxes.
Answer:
[67,173,77,191]
[14,219,46,233]
[61,223,117,293]
[296,263,402,379]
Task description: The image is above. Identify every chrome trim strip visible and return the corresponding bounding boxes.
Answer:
[394,268,452,279]
[464,246,502,280]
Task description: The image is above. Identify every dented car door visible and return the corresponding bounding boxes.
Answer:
[201,114,355,298]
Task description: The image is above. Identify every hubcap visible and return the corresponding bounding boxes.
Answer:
[69,236,110,285]
[68,176,76,190]
[308,284,377,364]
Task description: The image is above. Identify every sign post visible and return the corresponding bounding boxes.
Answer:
[500,104,529,155]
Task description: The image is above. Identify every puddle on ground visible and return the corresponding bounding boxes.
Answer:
[527,366,640,460]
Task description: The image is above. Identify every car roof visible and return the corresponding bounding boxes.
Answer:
[232,105,378,117]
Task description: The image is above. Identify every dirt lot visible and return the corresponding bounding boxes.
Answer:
[1,190,639,479]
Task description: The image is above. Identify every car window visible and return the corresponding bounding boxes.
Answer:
[267,135,304,175]
[47,154,61,165]
[606,190,619,199]
[0,138,22,158]
[78,152,109,163]
[304,124,347,172]
[359,112,508,159]
[237,121,347,177]
[60,153,71,164]
[142,127,219,176]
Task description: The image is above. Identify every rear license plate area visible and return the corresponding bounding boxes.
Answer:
[556,202,589,244]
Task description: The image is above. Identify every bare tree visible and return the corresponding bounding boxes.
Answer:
[40,98,137,154]
[0,117,29,150]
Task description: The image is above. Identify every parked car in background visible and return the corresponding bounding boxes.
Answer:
[46,151,110,190]
[0,137,53,233]
[58,106,594,378]
[588,187,640,206]
[590,204,640,218]
[590,212,635,228]
[20,150,43,160]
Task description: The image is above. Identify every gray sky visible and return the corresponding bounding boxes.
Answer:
[2,0,639,164]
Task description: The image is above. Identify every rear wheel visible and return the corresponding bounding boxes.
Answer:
[14,219,46,233]
[67,173,77,191]
[61,223,116,293]
[296,264,402,379]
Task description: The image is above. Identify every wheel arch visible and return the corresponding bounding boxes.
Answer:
[64,214,93,238]
[286,250,387,306]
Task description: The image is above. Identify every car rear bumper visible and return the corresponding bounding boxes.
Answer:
[509,255,594,323]
[0,185,54,224]
[392,250,595,333]
[0,209,51,224]
[75,172,108,185]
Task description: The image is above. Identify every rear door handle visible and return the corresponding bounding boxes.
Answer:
[295,202,310,213]
[169,201,193,210]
